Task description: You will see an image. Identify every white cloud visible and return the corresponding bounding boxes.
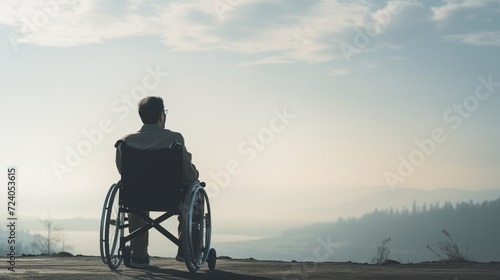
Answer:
[431,0,487,20]
[0,2,20,26]
[370,0,424,32]
[2,0,461,65]
[3,0,376,64]
[153,0,372,63]
[4,0,164,49]
[446,31,500,46]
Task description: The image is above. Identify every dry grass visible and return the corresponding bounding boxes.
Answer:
[426,229,473,262]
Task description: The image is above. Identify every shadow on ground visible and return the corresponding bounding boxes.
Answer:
[114,265,272,280]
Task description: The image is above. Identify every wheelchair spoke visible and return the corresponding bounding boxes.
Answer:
[104,183,123,270]
[181,183,213,272]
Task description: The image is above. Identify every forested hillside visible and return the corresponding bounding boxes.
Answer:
[218,196,500,262]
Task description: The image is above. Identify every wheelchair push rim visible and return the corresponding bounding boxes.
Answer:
[182,183,212,272]
[103,181,124,270]
[100,183,116,265]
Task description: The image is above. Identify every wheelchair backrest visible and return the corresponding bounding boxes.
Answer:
[117,140,184,211]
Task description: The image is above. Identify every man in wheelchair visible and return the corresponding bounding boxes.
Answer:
[115,96,199,268]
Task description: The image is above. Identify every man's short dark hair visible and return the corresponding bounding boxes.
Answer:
[138,96,165,124]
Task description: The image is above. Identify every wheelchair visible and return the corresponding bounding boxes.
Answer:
[99,140,216,272]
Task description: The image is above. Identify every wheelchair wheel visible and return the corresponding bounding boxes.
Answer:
[208,248,217,270]
[122,246,131,268]
[103,181,124,270]
[182,183,212,273]
[99,183,116,265]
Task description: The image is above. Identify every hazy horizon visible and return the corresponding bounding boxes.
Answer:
[9,187,500,260]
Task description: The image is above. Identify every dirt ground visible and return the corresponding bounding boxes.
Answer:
[1,256,499,279]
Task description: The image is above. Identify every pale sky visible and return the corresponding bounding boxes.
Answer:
[1,0,500,239]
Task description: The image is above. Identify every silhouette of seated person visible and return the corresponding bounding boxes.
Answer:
[115,96,199,268]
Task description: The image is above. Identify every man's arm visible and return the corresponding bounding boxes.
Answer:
[177,133,199,182]
[115,146,122,175]
[183,146,199,182]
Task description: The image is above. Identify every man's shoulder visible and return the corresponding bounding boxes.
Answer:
[120,131,139,139]
[164,129,183,137]
[163,129,185,143]
[119,127,185,148]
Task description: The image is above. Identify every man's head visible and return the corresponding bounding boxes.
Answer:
[138,96,166,127]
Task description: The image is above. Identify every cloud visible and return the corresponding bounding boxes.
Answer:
[446,31,500,46]
[430,0,486,20]
[153,0,371,63]
[5,0,494,65]
[370,0,424,30]
[3,0,157,47]
[0,2,19,26]
[430,0,500,21]
[3,0,374,64]
[428,0,500,48]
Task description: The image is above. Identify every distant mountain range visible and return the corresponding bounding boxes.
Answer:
[301,187,500,222]
[8,187,500,262]
[18,187,500,231]
[216,188,500,263]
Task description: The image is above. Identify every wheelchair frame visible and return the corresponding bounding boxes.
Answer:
[99,142,216,272]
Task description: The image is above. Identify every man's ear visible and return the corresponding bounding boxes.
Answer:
[158,112,165,126]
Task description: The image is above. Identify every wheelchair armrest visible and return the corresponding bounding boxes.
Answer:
[169,142,183,150]
[114,140,125,148]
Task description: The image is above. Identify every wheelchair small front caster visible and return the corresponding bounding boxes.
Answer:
[123,246,131,267]
[208,248,217,270]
